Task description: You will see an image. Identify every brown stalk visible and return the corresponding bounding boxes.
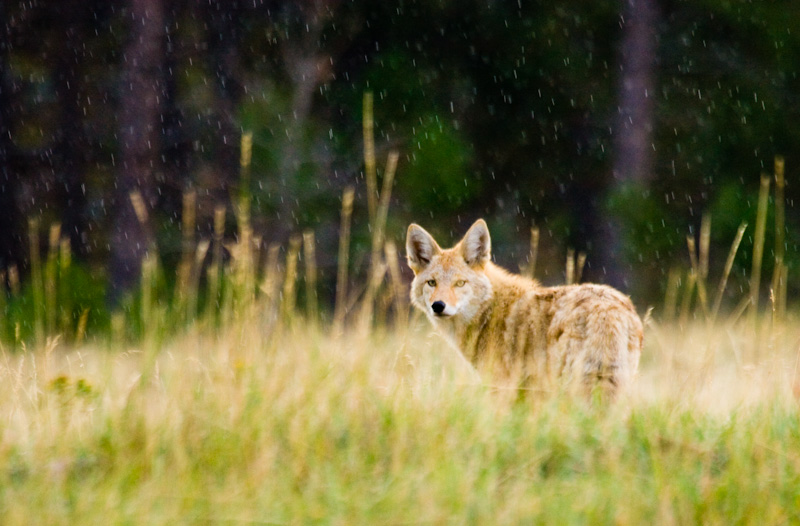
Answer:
[710,221,747,321]
[303,230,318,322]
[575,252,587,284]
[686,234,709,318]
[333,187,355,332]
[45,223,61,336]
[259,243,282,326]
[29,218,44,345]
[362,151,399,330]
[750,174,770,316]
[385,241,407,331]
[282,235,302,323]
[771,155,786,322]
[565,248,575,285]
[208,205,226,319]
[179,192,196,284]
[59,238,72,336]
[363,92,377,223]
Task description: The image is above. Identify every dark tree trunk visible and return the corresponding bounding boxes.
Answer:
[599,0,659,291]
[615,0,658,186]
[0,0,23,271]
[108,0,165,305]
[203,0,243,212]
[271,1,336,242]
[53,0,91,259]
[160,1,191,220]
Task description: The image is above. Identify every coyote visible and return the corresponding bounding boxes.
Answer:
[406,219,642,398]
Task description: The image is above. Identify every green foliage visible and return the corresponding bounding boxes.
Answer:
[399,116,477,215]
[3,263,108,346]
[606,181,685,299]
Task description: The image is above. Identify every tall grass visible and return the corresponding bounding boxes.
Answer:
[750,173,771,317]
[28,218,44,345]
[0,114,797,523]
[772,156,788,322]
[333,186,355,335]
[1,309,799,524]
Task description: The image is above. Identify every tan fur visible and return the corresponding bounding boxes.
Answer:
[406,219,643,398]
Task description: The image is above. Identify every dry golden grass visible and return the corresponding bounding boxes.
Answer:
[1,308,799,524]
[639,315,800,412]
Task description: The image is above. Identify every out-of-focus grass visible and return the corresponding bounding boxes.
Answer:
[1,312,799,525]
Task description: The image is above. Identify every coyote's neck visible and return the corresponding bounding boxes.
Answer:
[446,263,540,368]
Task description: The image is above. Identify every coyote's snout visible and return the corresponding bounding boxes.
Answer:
[406,219,643,398]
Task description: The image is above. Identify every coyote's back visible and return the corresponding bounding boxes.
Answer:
[406,219,643,398]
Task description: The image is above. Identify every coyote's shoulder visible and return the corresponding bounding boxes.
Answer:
[406,219,642,397]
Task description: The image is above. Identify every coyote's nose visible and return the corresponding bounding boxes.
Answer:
[431,301,446,314]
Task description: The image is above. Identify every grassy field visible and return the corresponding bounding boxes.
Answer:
[1,308,800,525]
[1,142,797,523]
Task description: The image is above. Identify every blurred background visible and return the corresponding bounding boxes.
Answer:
[1,0,799,321]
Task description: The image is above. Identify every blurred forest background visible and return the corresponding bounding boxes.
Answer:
[1,0,799,329]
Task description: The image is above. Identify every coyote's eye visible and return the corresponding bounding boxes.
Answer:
[454,280,466,287]
[426,279,436,287]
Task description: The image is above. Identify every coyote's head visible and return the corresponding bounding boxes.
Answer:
[406,219,494,323]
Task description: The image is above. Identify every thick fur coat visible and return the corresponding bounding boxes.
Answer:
[406,219,643,397]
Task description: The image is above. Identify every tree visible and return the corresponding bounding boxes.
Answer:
[600,0,660,290]
[0,0,23,271]
[108,0,165,304]
[201,0,244,216]
[53,0,93,258]
[159,0,192,225]
[272,1,337,240]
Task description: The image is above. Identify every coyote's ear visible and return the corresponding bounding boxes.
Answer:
[406,224,441,273]
[460,219,491,267]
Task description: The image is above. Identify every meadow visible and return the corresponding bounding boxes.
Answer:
[1,293,800,524]
[1,129,799,525]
